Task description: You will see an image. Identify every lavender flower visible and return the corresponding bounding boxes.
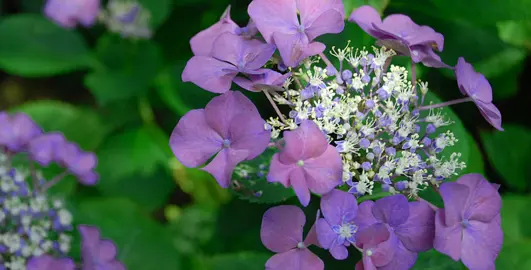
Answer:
[79,225,126,270]
[455,57,503,131]
[27,255,75,270]
[261,205,323,270]
[44,0,100,28]
[316,190,358,260]
[0,112,42,153]
[170,91,271,188]
[248,0,345,67]
[267,120,343,206]
[28,133,67,167]
[354,223,398,270]
[434,174,502,270]
[182,33,276,93]
[234,70,291,92]
[349,5,448,68]
[55,142,99,186]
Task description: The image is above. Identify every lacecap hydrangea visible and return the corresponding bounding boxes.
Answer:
[171,1,504,270]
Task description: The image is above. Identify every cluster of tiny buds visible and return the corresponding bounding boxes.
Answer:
[0,152,72,269]
[267,44,466,198]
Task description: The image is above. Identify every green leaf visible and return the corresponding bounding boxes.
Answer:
[168,206,217,255]
[96,125,175,211]
[71,197,182,270]
[231,149,296,204]
[137,0,173,28]
[412,249,466,270]
[496,241,531,269]
[500,195,531,243]
[0,14,92,76]
[343,0,390,16]
[497,21,531,49]
[481,125,531,192]
[463,134,485,176]
[207,252,270,270]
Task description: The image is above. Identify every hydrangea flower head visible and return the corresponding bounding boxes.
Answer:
[44,0,100,28]
[248,0,345,67]
[79,225,126,270]
[170,91,271,188]
[434,173,502,270]
[268,120,343,206]
[455,57,503,130]
[316,189,358,260]
[261,205,323,270]
[27,255,75,270]
[0,112,42,153]
[182,33,276,93]
[349,5,447,68]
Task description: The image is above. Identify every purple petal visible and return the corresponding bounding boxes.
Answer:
[394,200,435,252]
[316,218,337,249]
[457,174,502,223]
[406,26,445,51]
[44,0,99,28]
[303,145,343,195]
[410,45,450,68]
[75,0,100,27]
[265,249,324,270]
[455,57,493,103]
[268,153,297,187]
[190,5,239,56]
[261,205,305,252]
[372,194,409,227]
[434,210,463,261]
[354,200,378,230]
[234,69,291,92]
[169,109,223,168]
[27,255,76,270]
[297,0,345,27]
[291,167,312,206]
[205,91,260,139]
[439,181,469,226]
[461,218,503,270]
[279,120,329,164]
[28,133,66,166]
[320,189,358,225]
[181,56,238,93]
[228,114,270,160]
[356,223,397,267]
[378,241,418,270]
[272,32,310,67]
[202,148,249,188]
[330,244,349,260]
[248,0,298,43]
[476,101,503,131]
[210,33,275,72]
[304,218,321,247]
[0,113,42,152]
[304,9,344,41]
[348,6,386,39]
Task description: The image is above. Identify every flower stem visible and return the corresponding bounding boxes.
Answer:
[263,89,287,124]
[40,171,69,192]
[319,52,335,70]
[29,161,39,190]
[418,97,473,111]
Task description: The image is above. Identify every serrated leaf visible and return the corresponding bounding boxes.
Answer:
[231,149,296,204]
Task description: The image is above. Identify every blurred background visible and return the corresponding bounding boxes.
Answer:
[0,0,530,269]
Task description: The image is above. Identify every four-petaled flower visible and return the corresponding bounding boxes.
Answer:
[44,0,100,28]
[316,189,358,260]
[434,174,503,270]
[170,91,271,188]
[248,0,345,67]
[182,32,276,93]
[268,120,343,206]
[455,57,503,131]
[349,5,448,68]
[261,205,323,270]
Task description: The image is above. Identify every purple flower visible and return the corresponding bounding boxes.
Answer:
[190,5,258,56]
[248,0,345,67]
[0,112,42,152]
[170,91,271,188]
[44,0,100,28]
[79,225,126,270]
[234,69,291,92]
[261,205,323,270]
[27,255,75,270]
[354,223,398,270]
[434,174,503,270]
[316,190,358,260]
[354,195,436,269]
[349,6,448,68]
[267,120,343,206]
[182,32,276,93]
[28,133,66,166]
[455,57,503,131]
[57,142,99,185]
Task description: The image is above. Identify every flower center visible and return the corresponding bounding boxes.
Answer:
[461,219,470,228]
[296,160,305,167]
[297,242,305,249]
[222,139,231,148]
[366,249,373,256]
[297,24,305,33]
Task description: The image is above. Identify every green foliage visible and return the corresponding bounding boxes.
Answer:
[137,0,173,28]
[343,0,390,15]
[0,14,92,76]
[496,195,531,268]
[481,125,531,192]
[412,249,466,270]
[207,252,270,270]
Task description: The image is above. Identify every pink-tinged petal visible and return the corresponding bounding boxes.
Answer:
[266,249,324,270]
[457,174,502,223]
[395,200,435,252]
[476,101,504,131]
[268,153,297,187]
[433,210,463,261]
[205,91,260,138]
[348,6,385,38]
[320,189,358,225]
[439,181,470,226]
[304,9,344,41]
[44,0,78,28]
[29,133,66,166]
[248,0,298,43]
[228,114,270,160]
[297,0,345,25]
[97,240,118,261]
[356,255,377,270]
[169,109,222,168]
[378,241,418,270]
[190,5,239,56]
[242,40,277,71]
[356,224,397,267]
[69,151,97,175]
[76,0,100,27]
[354,200,378,230]
[279,120,329,164]
[78,171,99,186]
[304,218,321,247]
[372,194,409,227]
[303,145,343,195]
[181,56,237,93]
[316,218,336,249]
[202,148,249,188]
[261,205,305,252]
[272,31,311,67]
[461,219,502,270]
[291,167,312,206]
